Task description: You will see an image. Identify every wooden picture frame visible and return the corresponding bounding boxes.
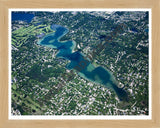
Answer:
[0,0,160,128]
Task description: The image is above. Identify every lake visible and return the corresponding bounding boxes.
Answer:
[12,12,35,23]
[37,24,128,102]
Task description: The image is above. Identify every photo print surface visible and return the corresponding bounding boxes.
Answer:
[10,9,151,119]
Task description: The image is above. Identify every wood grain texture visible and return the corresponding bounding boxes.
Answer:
[0,0,160,128]
[0,0,155,8]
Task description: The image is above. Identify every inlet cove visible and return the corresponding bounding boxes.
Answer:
[37,24,128,102]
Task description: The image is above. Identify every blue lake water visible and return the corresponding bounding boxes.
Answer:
[37,24,128,101]
[12,12,35,23]
[131,27,138,33]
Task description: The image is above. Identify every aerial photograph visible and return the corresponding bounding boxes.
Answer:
[11,10,150,116]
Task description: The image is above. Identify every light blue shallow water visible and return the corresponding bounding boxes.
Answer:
[37,24,128,102]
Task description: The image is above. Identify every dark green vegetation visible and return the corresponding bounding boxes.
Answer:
[11,11,149,115]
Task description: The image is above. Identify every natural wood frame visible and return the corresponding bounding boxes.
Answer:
[0,0,160,128]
